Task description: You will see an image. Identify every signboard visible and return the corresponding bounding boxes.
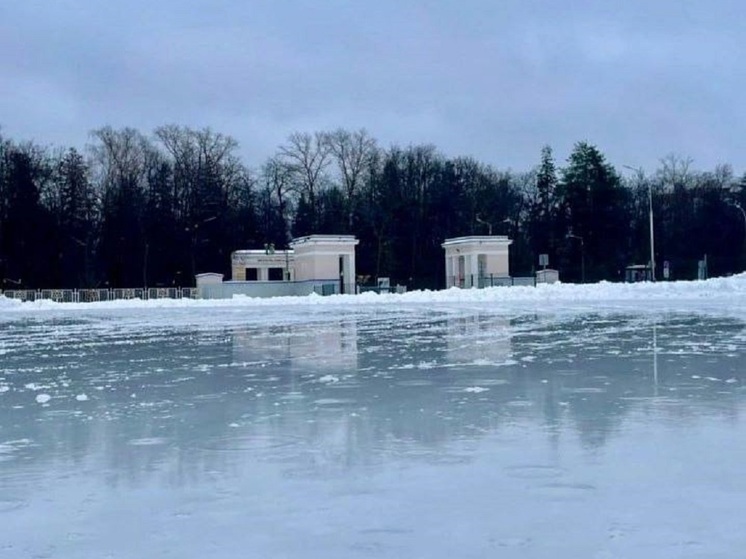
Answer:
[538,254,549,268]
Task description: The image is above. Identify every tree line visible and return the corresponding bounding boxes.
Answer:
[1,125,745,290]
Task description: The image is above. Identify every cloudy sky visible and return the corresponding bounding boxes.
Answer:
[1,0,744,173]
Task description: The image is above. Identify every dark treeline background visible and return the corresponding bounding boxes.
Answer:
[1,125,745,290]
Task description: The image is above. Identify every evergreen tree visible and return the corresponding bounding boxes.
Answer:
[292,194,315,239]
[528,145,559,267]
[90,127,149,287]
[559,142,632,282]
[143,157,177,286]
[0,144,55,288]
[54,148,97,287]
[316,187,347,234]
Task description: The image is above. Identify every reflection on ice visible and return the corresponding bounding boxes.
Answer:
[1,307,746,557]
[1,310,745,470]
[444,314,513,366]
[232,319,359,372]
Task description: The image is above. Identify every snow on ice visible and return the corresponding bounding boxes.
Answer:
[1,273,746,313]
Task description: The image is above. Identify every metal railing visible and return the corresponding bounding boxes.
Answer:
[357,284,408,294]
[447,275,537,288]
[312,282,358,296]
[1,287,198,303]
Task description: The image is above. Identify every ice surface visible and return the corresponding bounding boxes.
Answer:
[2,287,746,558]
[463,386,489,393]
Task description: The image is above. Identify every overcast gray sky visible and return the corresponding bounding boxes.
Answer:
[1,0,744,174]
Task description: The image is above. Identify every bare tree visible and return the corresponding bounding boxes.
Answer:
[658,153,694,190]
[323,128,378,228]
[88,127,155,286]
[711,163,735,191]
[278,131,331,230]
[154,125,241,220]
[89,126,151,195]
[261,156,294,242]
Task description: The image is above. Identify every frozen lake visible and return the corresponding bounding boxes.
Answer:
[2,302,746,558]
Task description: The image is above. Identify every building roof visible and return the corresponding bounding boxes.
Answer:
[232,249,294,256]
[442,235,512,248]
[289,234,359,247]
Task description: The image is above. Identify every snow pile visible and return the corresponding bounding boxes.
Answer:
[0,296,23,309]
[2,274,746,311]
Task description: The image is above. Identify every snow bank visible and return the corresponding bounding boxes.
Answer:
[2,274,746,312]
[0,296,23,309]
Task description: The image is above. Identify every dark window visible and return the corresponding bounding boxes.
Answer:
[268,268,284,281]
[245,268,258,281]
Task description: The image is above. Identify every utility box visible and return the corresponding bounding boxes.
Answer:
[536,269,559,284]
[625,265,653,282]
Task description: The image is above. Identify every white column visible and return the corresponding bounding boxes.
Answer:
[468,253,478,287]
[349,251,356,286]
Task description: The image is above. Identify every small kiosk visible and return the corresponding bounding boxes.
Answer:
[442,236,512,288]
[289,235,359,295]
[199,235,359,299]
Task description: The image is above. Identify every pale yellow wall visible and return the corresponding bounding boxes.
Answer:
[291,239,358,282]
[232,266,246,281]
[231,237,358,284]
[294,252,339,281]
[231,251,294,281]
[293,255,313,281]
[484,251,510,276]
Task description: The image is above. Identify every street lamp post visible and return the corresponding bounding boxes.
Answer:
[567,233,585,283]
[475,214,493,235]
[2,277,22,293]
[729,201,746,270]
[647,178,656,281]
[624,165,655,281]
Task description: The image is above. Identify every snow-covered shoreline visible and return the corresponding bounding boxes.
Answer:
[2,274,745,312]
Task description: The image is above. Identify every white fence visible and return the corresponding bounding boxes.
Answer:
[0,287,198,303]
